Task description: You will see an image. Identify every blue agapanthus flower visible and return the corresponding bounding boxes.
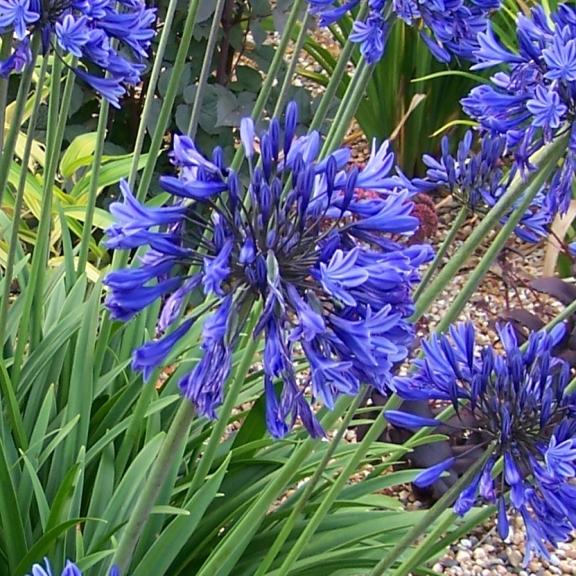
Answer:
[413,130,555,242]
[462,4,576,214]
[28,558,120,575]
[104,102,433,438]
[307,0,501,64]
[389,322,576,562]
[0,0,156,107]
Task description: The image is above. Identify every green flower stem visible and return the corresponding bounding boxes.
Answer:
[11,59,75,385]
[230,0,306,172]
[321,60,373,156]
[29,62,76,346]
[394,504,497,576]
[308,2,367,132]
[0,33,14,148]
[186,304,262,497]
[274,393,403,576]
[389,511,456,576]
[110,400,196,575]
[128,0,179,189]
[253,389,368,576]
[369,449,492,576]
[541,297,576,333]
[76,100,110,276]
[187,0,227,139]
[309,50,358,132]
[434,159,559,334]
[0,36,40,210]
[115,364,158,478]
[413,204,468,302]
[0,55,49,351]
[135,0,201,202]
[195,398,350,576]
[271,11,312,118]
[412,134,568,322]
[128,0,181,188]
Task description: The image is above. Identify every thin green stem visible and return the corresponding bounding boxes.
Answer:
[435,155,559,334]
[274,393,402,576]
[321,61,373,156]
[412,134,568,322]
[308,3,368,132]
[253,390,367,576]
[0,36,40,209]
[389,511,456,576]
[110,401,196,575]
[0,33,14,149]
[369,450,492,576]
[271,12,312,118]
[76,99,110,276]
[413,204,468,302]
[115,374,157,479]
[229,0,306,172]
[135,0,201,202]
[0,55,49,349]
[128,0,180,189]
[187,0,227,139]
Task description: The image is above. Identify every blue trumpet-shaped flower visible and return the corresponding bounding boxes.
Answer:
[105,102,433,438]
[0,0,156,107]
[462,4,576,213]
[390,322,576,562]
[413,130,555,242]
[307,0,501,64]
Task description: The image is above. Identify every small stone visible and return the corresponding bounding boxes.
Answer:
[529,561,540,572]
[473,548,487,562]
[455,550,471,563]
[432,563,444,573]
[512,531,524,545]
[549,554,560,567]
[460,538,472,549]
[507,549,523,568]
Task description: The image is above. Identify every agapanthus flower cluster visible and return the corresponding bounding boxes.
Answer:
[388,322,576,562]
[0,0,156,106]
[104,102,433,438]
[413,130,554,242]
[306,0,501,64]
[28,558,119,575]
[463,4,576,213]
